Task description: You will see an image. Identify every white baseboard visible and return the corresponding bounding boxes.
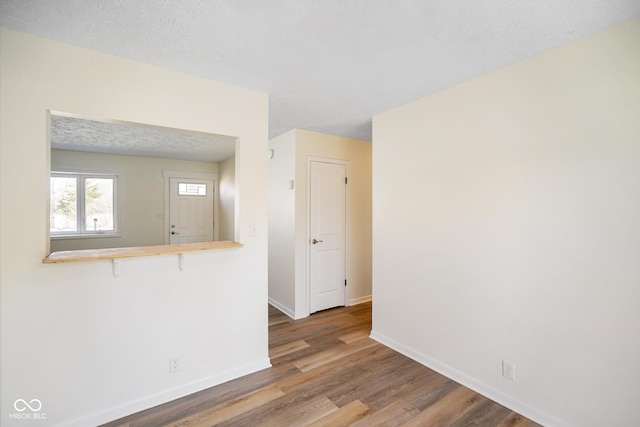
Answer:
[268,297,296,319]
[270,296,371,318]
[349,295,372,306]
[61,358,272,427]
[369,330,563,427]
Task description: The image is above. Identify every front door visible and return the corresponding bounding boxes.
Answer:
[309,160,347,313]
[169,177,214,244]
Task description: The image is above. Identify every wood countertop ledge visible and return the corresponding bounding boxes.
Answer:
[43,240,243,264]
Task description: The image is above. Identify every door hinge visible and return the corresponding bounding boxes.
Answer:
[345,279,347,287]
[345,177,348,184]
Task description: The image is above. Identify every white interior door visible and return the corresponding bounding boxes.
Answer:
[309,160,346,313]
[169,177,214,244]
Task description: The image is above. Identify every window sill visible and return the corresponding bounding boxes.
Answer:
[43,240,243,264]
[51,233,122,240]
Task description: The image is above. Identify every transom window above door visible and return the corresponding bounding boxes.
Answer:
[178,182,207,196]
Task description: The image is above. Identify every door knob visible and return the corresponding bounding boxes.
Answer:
[171,231,179,235]
[312,238,323,244]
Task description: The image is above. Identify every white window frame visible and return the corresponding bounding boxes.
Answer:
[50,171,120,239]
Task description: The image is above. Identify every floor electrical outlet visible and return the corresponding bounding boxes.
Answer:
[169,357,180,373]
[502,360,516,381]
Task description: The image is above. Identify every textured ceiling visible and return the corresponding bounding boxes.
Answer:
[51,114,236,162]
[2,1,640,142]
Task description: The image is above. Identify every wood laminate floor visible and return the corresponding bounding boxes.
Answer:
[104,302,540,426]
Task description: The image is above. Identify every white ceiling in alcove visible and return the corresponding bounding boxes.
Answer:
[2,1,640,142]
[50,114,236,163]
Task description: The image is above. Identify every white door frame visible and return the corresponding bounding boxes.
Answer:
[305,156,350,316]
[163,170,219,244]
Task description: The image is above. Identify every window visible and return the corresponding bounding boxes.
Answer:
[178,182,207,196]
[50,172,118,236]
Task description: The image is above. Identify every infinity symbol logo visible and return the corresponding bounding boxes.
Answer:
[14,399,42,412]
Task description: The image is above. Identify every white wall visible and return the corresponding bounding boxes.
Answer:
[218,154,236,241]
[372,18,640,427]
[268,131,297,316]
[268,129,372,319]
[51,149,220,251]
[0,29,269,427]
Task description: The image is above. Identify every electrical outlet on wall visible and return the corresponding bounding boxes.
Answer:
[502,360,516,381]
[169,356,180,373]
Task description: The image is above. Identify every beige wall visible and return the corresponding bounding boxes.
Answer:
[372,18,640,427]
[269,129,372,318]
[0,29,269,427]
[218,154,236,241]
[51,149,221,251]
